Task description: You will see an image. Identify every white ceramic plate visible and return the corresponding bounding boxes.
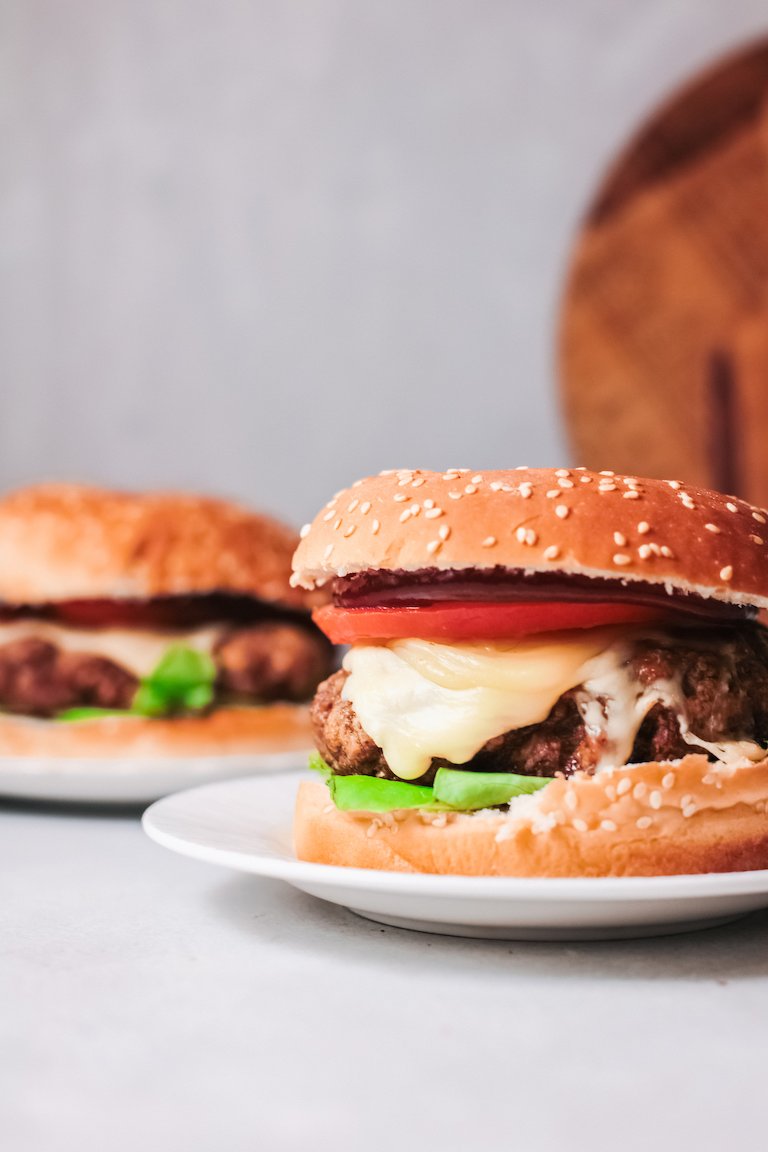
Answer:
[0,750,309,805]
[142,774,768,940]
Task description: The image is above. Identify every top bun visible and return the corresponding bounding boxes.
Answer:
[0,484,313,608]
[292,467,768,608]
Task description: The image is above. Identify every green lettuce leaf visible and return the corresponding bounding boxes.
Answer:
[330,774,438,812]
[432,767,551,808]
[57,707,137,722]
[132,645,216,716]
[57,644,217,721]
[308,754,553,812]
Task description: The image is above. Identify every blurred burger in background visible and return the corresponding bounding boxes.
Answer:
[0,484,333,758]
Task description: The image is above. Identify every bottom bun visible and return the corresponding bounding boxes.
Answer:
[294,756,768,877]
[0,704,314,759]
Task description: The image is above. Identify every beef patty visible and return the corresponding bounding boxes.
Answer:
[310,626,768,783]
[0,622,334,717]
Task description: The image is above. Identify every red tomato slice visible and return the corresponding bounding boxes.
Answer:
[313,601,672,643]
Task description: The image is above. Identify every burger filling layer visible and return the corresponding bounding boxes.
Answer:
[311,624,768,791]
[0,616,333,719]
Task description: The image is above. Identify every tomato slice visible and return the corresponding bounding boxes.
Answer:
[313,601,673,643]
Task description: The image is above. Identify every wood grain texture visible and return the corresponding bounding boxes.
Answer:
[560,40,768,505]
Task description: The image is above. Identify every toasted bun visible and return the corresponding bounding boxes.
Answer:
[0,484,314,609]
[0,704,313,759]
[292,468,768,609]
[294,756,768,877]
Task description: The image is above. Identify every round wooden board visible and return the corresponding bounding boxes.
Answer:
[559,39,768,506]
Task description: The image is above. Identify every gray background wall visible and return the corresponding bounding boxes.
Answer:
[2,1,767,526]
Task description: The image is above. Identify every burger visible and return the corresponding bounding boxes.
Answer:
[0,484,333,758]
[291,467,768,877]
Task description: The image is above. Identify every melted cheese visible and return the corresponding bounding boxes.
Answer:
[342,630,620,780]
[0,621,223,677]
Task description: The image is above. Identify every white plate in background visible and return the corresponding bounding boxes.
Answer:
[0,750,308,806]
[142,774,768,941]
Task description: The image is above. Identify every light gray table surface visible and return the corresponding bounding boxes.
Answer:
[3,782,768,1152]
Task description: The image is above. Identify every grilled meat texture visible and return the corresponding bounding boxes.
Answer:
[0,639,138,716]
[214,623,333,703]
[310,627,768,783]
[0,622,334,717]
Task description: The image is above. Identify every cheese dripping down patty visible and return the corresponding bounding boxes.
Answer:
[341,628,697,781]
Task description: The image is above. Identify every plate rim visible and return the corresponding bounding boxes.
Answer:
[141,775,768,901]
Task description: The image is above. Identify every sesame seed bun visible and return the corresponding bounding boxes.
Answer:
[0,484,313,609]
[294,755,768,877]
[0,704,314,758]
[292,468,768,609]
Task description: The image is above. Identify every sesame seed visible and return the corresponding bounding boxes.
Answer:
[438,525,451,541]
[636,816,653,830]
[704,523,720,534]
[299,523,311,538]
[753,512,766,524]
[599,470,615,477]
[555,469,570,477]
[423,498,435,509]
[649,790,662,809]
[616,777,631,795]
[638,544,652,560]
[398,509,411,523]
[633,782,647,799]
[393,493,408,503]
[572,818,588,832]
[397,477,411,487]
[471,475,483,484]
[360,501,371,515]
[482,536,497,547]
[555,504,570,520]
[660,545,674,558]
[424,507,444,519]
[613,531,627,547]
[490,481,504,492]
[720,565,733,582]
[702,773,716,786]
[637,521,650,534]
[580,476,592,483]
[544,545,560,560]
[546,489,559,498]
[600,819,617,832]
[683,804,698,818]
[680,794,693,808]
[322,511,335,522]
[519,483,533,498]
[726,501,738,512]
[464,484,477,495]
[599,483,617,492]
[515,527,527,543]
[750,534,764,545]
[448,491,462,500]
[525,529,538,545]
[411,477,425,487]
[558,478,574,488]
[623,490,640,500]
[322,544,333,560]
[667,480,681,490]
[343,524,356,537]
[613,553,631,566]
[662,772,676,789]
[426,539,442,555]
[371,519,380,534]
[347,499,359,512]
[333,518,342,531]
